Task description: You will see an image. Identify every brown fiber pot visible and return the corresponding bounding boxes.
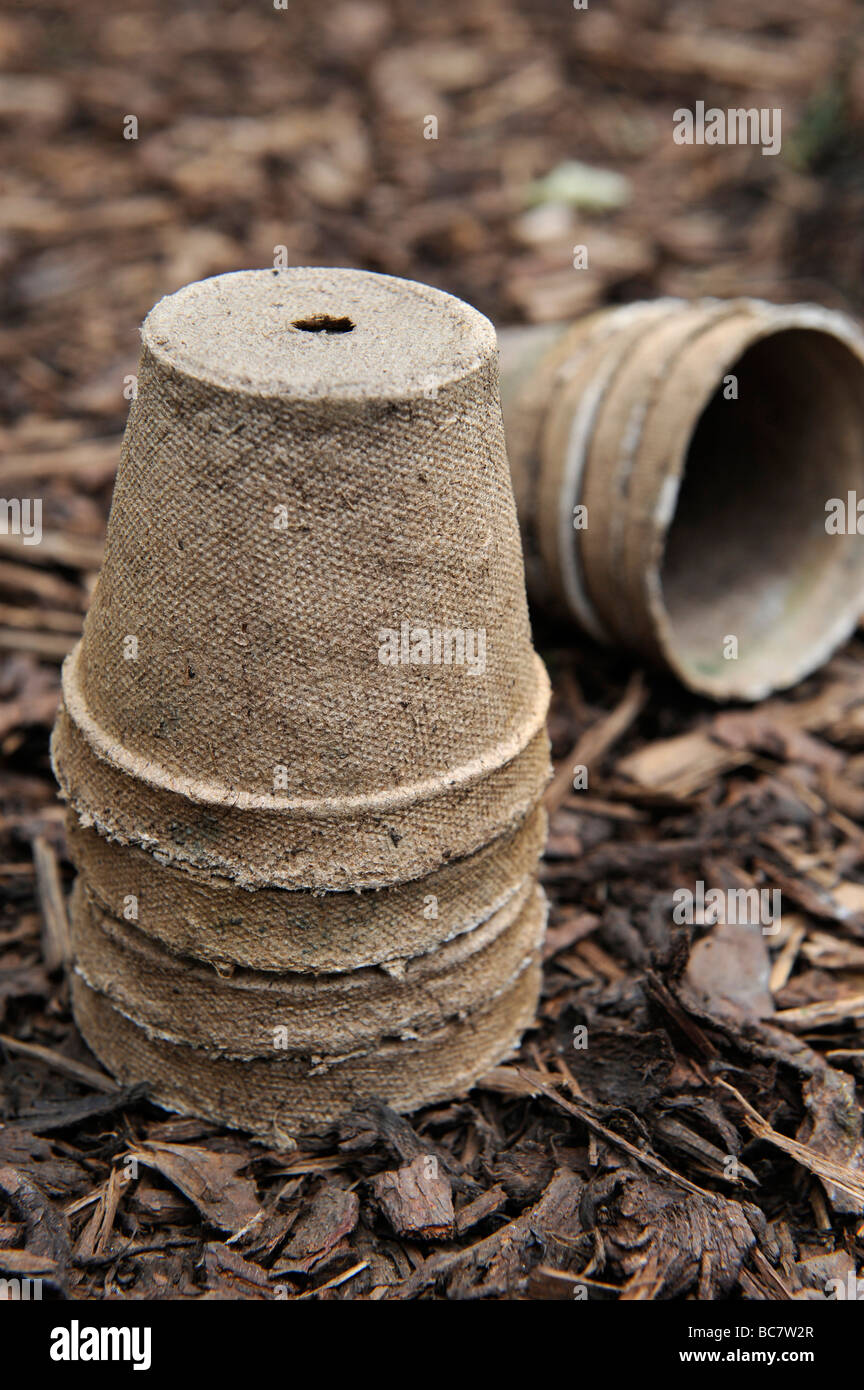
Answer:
[70,958,543,1140]
[500,297,864,701]
[54,267,552,1137]
[69,877,546,1057]
[53,268,551,889]
[65,805,546,974]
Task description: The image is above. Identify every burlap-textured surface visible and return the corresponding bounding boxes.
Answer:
[70,960,542,1138]
[576,303,756,653]
[498,314,601,613]
[53,702,550,890]
[53,268,553,1130]
[609,305,864,697]
[69,878,546,1056]
[499,300,681,628]
[66,805,546,972]
[55,268,551,885]
[499,297,864,701]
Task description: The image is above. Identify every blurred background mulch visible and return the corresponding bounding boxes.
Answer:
[3,0,864,1301]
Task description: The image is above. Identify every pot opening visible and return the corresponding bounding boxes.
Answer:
[659,326,864,698]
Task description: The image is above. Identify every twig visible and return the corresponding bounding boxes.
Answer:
[0,530,104,570]
[524,1069,717,1199]
[0,628,76,659]
[545,670,647,815]
[73,1237,200,1270]
[0,1033,117,1093]
[0,604,82,633]
[31,833,70,971]
[292,1260,370,1300]
[715,1078,864,1209]
[0,558,84,608]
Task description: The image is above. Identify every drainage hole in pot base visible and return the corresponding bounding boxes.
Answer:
[292,315,355,334]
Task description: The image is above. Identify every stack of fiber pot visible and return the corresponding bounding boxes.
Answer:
[498,298,864,701]
[51,268,552,1140]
